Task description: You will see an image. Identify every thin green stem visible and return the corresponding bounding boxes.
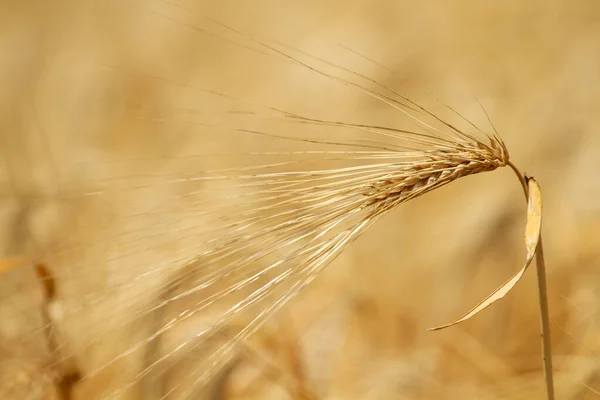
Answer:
[508,161,555,400]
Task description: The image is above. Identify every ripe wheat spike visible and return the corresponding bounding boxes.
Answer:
[0,7,534,400]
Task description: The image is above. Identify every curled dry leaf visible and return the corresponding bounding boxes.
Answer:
[428,176,542,331]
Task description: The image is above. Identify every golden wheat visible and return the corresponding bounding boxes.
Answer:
[41,111,518,398]
[2,1,586,399]
[0,85,516,400]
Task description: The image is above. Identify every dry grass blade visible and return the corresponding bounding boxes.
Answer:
[428,177,543,331]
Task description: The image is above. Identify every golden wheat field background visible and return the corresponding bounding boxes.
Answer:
[1,0,600,399]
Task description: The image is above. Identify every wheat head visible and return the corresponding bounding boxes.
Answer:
[0,7,527,400]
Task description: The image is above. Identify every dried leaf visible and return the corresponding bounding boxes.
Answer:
[429,177,542,331]
[0,257,29,276]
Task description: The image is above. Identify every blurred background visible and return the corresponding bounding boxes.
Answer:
[1,0,600,398]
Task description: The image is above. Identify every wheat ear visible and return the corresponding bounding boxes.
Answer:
[5,15,556,397]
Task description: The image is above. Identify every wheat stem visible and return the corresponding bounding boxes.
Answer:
[508,161,555,400]
[534,237,555,400]
[508,161,528,196]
